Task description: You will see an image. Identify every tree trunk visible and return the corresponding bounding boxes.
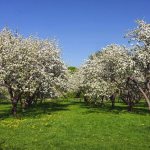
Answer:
[110,94,115,109]
[20,99,26,112]
[100,96,104,107]
[26,93,36,107]
[129,77,150,111]
[138,87,150,110]
[5,82,22,115]
[126,93,134,111]
[76,91,81,98]
[128,102,133,111]
[84,96,88,103]
[12,97,18,116]
[26,98,32,107]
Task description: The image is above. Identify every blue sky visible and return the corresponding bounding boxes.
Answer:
[0,0,150,66]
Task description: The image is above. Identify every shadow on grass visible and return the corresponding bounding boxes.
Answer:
[0,101,11,105]
[0,102,12,119]
[76,101,150,115]
[0,100,72,119]
[22,101,71,118]
[0,110,12,119]
[0,100,149,119]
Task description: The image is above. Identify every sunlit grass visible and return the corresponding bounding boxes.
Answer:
[0,99,150,150]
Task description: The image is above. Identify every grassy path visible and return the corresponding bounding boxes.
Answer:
[0,100,150,150]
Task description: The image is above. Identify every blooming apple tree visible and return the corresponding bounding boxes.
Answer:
[126,20,150,110]
[0,28,67,115]
[78,44,133,106]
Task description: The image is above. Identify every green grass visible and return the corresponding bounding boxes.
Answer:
[0,99,150,150]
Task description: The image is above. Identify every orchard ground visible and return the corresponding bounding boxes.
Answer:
[0,99,150,150]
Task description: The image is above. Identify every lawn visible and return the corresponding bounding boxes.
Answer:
[0,99,150,150]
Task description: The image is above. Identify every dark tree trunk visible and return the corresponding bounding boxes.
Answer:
[11,93,21,116]
[5,82,22,116]
[100,96,104,106]
[26,98,32,107]
[20,99,26,112]
[84,96,88,103]
[110,94,115,109]
[128,100,133,111]
[6,84,18,116]
[12,97,18,116]
[26,93,36,107]
[129,77,150,111]
[76,91,81,98]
